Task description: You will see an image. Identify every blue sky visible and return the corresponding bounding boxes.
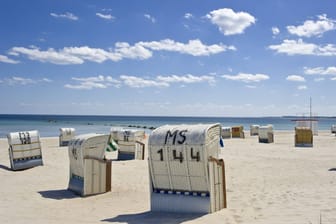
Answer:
[0,0,335,116]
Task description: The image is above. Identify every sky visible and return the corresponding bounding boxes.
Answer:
[0,0,336,117]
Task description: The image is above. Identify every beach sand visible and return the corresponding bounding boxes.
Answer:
[1,131,336,224]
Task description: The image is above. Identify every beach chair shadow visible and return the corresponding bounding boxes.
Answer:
[38,189,78,200]
[101,211,204,224]
[0,164,12,171]
[328,168,336,171]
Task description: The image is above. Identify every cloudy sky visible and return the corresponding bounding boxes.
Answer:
[0,0,335,116]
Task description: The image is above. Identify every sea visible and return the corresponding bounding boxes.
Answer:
[1,114,336,138]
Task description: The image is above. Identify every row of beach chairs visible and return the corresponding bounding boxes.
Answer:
[5,124,227,214]
[221,125,315,146]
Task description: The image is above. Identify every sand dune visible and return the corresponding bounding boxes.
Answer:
[0,131,336,224]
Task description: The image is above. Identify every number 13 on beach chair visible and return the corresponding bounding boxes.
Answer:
[148,123,227,214]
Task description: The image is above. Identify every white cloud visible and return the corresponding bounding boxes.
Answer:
[297,85,307,90]
[50,12,78,21]
[268,39,336,56]
[120,75,168,88]
[64,75,121,90]
[7,77,35,85]
[9,46,84,64]
[0,55,19,64]
[157,74,215,85]
[206,8,256,35]
[184,13,193,19]
[114,42,153,60]
[286,75,306,82]
[287,14,336,37]
[139,39,235,56]
[222,73,269,83]
[144,14,156,23]
[272,27,280,35]
[65,73,218,90]
[331,77,336,81]
[41,78,53,82]
[314,77,325,82]
[96,13,115,20]
[246,85,257,89]
[9,39,233,64]
[0,76,52,85]
[304,66,336,75]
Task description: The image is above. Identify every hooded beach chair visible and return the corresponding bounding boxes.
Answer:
[59,128,76,146]
[231,125,245,138]
[250,124,260,136]
[68,133,113,196]
[7,130,43,170]
[148,123,227,214]
[221,127,231,139]
[258,125,274,143]
[110,129,146,160]
[295,127,313,147]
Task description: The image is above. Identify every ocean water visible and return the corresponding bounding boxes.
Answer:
[0,114,335,138]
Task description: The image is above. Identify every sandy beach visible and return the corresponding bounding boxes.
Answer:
[1,130,336,224]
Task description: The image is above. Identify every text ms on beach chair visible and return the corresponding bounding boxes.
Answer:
[68,133,113,196]
[59,128,76,146]
[110,129,146,160]
[7,130,43,171]
[148,123,227,214]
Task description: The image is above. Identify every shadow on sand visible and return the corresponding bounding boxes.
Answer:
[0,164,12,171]
[328,168,336,171]
[38,189,78,200]
[101,211,204,224]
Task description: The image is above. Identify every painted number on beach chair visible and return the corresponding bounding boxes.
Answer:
[155,129,201,163]
[173,150,183,163]
[157,148,200,163]
[19,132,31,144]
[190,148,200,161]
[123,131,130,142]
[72,147,78,160]
[157,149,163,161]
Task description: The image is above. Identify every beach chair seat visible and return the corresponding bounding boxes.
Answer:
[148,124,226,214]
[111,129,146,160]
[250,125,260,136]
[331,125,336,134]
[221,127,231,139]
[232,126,244,138]
[59,128,76,146]
[295,127,313,147]
[68,134,112,196]
[258,125,274,143]
[7,130,43,171]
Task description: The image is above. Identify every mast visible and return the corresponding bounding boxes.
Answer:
[310,97,312,130]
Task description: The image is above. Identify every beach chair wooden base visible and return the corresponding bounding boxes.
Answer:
[10,156,43,171]
[9,148,43,171]
[150,190,210,214]
[117,152,135,160]
[295,143,313,147]
[59,140,70,147]
[68,158,112,196]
